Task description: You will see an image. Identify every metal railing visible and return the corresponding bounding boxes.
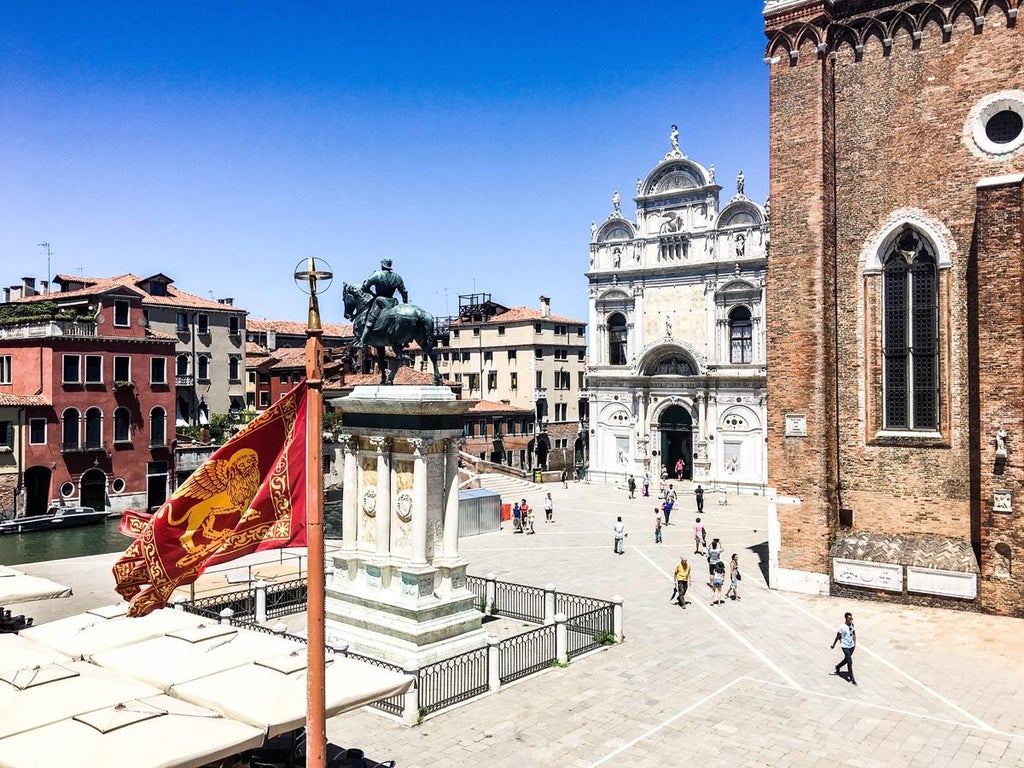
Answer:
[498,624,556,684]
[555,591,612,619]
[565,606,614,658]
[492,580,545,623]
[265,579,308,619]
[418,646,489,715]
[188,587,256,621]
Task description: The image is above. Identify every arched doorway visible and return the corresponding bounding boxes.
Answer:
[659,405,693,480]
[24,466,52,515]
[79,468,107,511]
[527,437,550,471]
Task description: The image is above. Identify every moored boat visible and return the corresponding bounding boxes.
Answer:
[0,505,109,535]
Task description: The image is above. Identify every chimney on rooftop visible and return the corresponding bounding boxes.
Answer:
[40,280,49,295]
[3,288,10,303]
[540,295,551,318]
[218,297,234,305]
[21,277,36,297]
[267,329,277,351]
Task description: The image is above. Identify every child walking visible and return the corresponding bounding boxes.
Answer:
[654,507,663,544]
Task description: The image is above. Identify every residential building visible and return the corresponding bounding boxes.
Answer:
[246,319,352,350]
[431,294,587,472]
[0,285,176,515]
[585,132,768,489]
[12,273,248,424]
[764,0,1023,614]
[0,394,49,514]
[462,400,535,468]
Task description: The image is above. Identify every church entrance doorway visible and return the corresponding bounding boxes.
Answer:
[659,405,692,480]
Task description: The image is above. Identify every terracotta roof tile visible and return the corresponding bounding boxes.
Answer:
[246,341,270,356]
[451,306,584,325]
[0,393,50,407]
[467,399,533,414]
[17,273,247,312]
[326,367,454,389]
[247,319,352,337]
[267,348,309,370]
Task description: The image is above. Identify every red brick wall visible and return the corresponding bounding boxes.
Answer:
[766,1,1024,613]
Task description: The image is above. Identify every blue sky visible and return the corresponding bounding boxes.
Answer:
[1,1,769,327]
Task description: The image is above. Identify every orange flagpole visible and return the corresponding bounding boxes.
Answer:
[300,258,328,768]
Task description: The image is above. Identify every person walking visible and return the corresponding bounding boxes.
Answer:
[831,612,857,685]
[663,484,677,525]
[673,556,691,607]
[561,469,568,488]
[695,484,705,514]
[710,561,726,605]
[654,507,663,544]
[613,516,626,554]
[543,492,554,523]
[627,475,637,499]
[693,517,705,555]
[521,499,535,534]
[642,472,651,497]
[674,458,684,479]
[707,538,723,583]
[725,553,741,600]
[512,501,523,534]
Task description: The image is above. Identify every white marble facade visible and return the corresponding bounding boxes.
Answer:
[585,129,769,492]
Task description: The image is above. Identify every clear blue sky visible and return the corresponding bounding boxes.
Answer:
[1,1,769,327]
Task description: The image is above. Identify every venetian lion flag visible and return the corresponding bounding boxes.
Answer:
[114,382,308,616]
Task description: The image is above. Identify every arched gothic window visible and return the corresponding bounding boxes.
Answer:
[729,306,753,364]
[883,230,938,430]
[176,354,190,378]
[197,355,210,382]
[114,407,131,443]
[62,408,80,451]
[607,313,628,366]
[84,407,103,449]
[150,407,167,447]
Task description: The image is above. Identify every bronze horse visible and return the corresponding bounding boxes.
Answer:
[342,283,442,385]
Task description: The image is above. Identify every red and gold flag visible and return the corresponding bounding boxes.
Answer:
[113,382,308,616]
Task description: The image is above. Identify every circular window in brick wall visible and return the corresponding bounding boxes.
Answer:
[971,93,1024,156]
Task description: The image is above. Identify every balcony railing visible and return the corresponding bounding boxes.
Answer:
[0,320,97,340]
[61,440,108,454]
[176,375,194,387]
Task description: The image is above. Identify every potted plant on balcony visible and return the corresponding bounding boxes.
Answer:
[113,380,136,391]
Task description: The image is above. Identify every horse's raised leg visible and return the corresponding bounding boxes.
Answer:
[375,346,388,385]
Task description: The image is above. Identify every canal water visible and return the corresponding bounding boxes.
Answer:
[0,507,345,566]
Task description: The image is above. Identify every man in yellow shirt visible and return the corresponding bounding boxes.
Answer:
[673,556,691,608]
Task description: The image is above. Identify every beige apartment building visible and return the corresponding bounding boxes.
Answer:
[431,294,587,473]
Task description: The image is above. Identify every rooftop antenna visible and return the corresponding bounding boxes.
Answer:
[37,242,52,291]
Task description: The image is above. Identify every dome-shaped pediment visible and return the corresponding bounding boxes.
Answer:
[636,341,704,376]
[597,219,635,243]
[717,199,765,228]
[640,159,714,197]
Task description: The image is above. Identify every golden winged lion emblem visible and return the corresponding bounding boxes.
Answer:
[167,448,262,555]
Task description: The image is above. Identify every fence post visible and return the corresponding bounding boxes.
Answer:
[402,665,421,726]
[170,594,187,611]
[612,595,624,643]
[543,583,556,625]
[219,607,234,625]
[271,622,288,635]
[254,580,268,623]
[487,636,501,692]
[328,639,349,656]
[485,572,496,614]
[554,612,568,664]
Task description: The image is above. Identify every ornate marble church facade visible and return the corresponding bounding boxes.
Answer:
[585,130,769,491]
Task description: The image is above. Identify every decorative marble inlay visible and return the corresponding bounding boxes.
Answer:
[993,488,1012,514]
[365,564,381,591]
[784,413,807,437]
[395,489,414,522]
[362,488,377,518]
[833,558,902,592]
[906,566,977,600]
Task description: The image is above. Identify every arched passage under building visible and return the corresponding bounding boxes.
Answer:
[659,405,693,480]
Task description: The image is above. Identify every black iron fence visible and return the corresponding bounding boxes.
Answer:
[565,606,614,657]
[265,579,307,619]
[492,580,545,622]
[188,587,256,621]
[498,624,556,684]
[418,646,489,715]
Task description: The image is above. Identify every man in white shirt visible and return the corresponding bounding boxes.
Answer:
[613,517,626,555]
[831,612,857,686]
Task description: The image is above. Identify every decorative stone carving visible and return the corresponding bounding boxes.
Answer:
[833,558,902,592]
[395,489,414,522]
[735,233,746,258]
[612,190,621,214]
[906,566,977,599]
[362,488,377,517]
[993,542,1012,580]
[709,164,715,183]
[736,170,745,196]
[670,124,679,152]
[994,488,1012,514]
[784,414,807,437]
[996,427,1008,459]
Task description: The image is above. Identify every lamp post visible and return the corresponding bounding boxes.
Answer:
[295,257,332,768]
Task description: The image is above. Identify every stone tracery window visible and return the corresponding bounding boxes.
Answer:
[883,230,938,431]
[607,313,628,366]
[729,307,753,364]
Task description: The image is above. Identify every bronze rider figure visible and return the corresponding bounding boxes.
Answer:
[354,258,409,348]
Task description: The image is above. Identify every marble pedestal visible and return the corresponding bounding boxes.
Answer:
[324,385,486,668]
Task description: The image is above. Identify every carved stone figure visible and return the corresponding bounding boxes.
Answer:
[670,124,679,152]
[612,248,622,268]
[591,220,597,238]
[764,195,771,221]
[636,176,643,194]
[736,170,745,196]
[612,190,621,213]
[664,316,671,336]
[355,258,408,349]
[735,233,746,258]
[709,164,716,183]
[997,427,1008,458]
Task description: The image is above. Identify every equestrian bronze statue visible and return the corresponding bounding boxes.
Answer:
[342,259,441,385]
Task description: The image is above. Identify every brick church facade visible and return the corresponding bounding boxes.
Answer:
[764,0,1024,615]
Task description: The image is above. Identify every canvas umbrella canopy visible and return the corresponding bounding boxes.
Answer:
[20,604,208,660]
[89,623,307,690]
[0,693,265,768]
[0,633,73,672]
[171,649,415,737]
[0,659,161,739]
[0,564,72,603]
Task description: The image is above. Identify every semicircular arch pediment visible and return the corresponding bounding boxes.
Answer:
[642,158,713,196]
[635,339,705,376]
[716,199,765,229]
[597,219,635,243]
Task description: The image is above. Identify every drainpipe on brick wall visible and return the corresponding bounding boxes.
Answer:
[828,38,844,522]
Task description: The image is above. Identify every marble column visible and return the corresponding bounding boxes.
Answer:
[371,436,392,558]
[410,438,429,566]
[442,437,462,559]
[340,434,358,554]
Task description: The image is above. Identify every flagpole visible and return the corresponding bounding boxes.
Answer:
[298,258,329,768]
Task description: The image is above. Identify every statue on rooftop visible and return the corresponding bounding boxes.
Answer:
[670,124,680,152]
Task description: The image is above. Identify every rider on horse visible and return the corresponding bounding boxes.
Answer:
[354,258,409,348]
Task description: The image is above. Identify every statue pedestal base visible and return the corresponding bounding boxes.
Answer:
[326,552,485,669]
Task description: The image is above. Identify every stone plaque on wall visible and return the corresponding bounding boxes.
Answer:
[993,488,1012,514]
[833,558,902,592]
[907,566,977,600]
[784,413,807,438]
